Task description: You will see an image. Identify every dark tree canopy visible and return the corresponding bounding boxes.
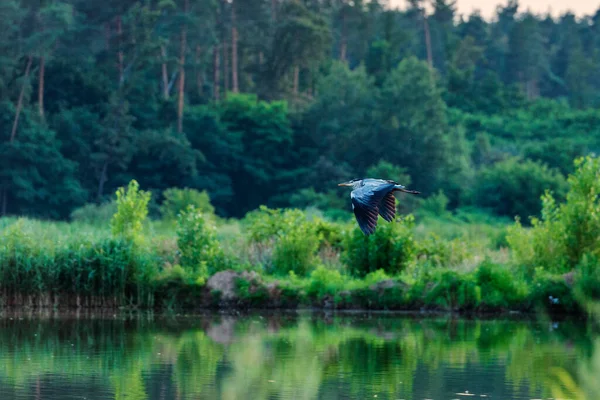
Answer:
[2,0,600,221]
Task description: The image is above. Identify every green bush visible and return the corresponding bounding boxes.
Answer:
[160,188,215,221]
[416,233,472,268]
[70,201,117,224]
[474,260,528,309]
[507,156,600,274]
[417,190,449,218]
[272,228,320,276]
[343,215,416,277]
[176,205,225,276]
[529,268,578,313]
[111,180,151,245]
[362,269,391,286]
[473,157,567,220]
[306,265,345,298]
[575,254,600,302]
[245,206,321,276]
[417,269,480,310]
[313,218,345,251]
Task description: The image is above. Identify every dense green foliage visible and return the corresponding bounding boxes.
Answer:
[3,0,600,223]
[3,0,600,314]
[2,157,600,313]
[473,157,568,219]
[507,156,600,304]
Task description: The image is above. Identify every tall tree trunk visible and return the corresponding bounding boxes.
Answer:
[161,46,169,99]
[1,56,33,215]
[220,0,229,96]
[38,56,45,121]
[340,10,347,62]
[177,0,189,134]
[293,66,299,94]
[195,45,203,96]
[116,16,124,83]
[231,0,239,93]
[422,12,434,88]
[4,55,33,216]
[213,45,220,100]
[223,42,229,95]
[10,55,33,143]
[271,0,277,21]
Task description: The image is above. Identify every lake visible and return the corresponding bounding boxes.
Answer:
[0,311,594,400]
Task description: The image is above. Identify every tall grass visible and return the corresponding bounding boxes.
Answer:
[0,217,157,308]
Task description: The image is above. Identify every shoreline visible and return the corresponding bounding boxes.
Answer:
[0,307,588,328]
[0,298,584,320]
[0,266,585,318]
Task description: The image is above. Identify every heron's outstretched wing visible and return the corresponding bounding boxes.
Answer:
[378,192,396,222]
[350,181,395,235]
[351,196,379,235]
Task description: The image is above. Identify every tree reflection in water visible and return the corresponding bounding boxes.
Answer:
[0,311,592,400]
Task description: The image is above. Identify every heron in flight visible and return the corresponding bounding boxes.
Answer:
[338,178,420,235]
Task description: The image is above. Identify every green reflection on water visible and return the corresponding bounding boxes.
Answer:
[0,312,593,400]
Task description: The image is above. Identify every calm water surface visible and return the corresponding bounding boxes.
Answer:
[0,312,594,400]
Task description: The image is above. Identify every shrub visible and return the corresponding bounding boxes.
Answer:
[313,219,345,251]
[160,188,215,221]
[245,206,321,276]
[473,157,567,220]
[363,269,391,286]
[272,227,320,276]
[575,254,600,302]
[474,260,528,309]
[417,190,450,218]
[70,201,117,224]
[176,205,225,276]
[416,233,472,268]
[343,215,416,277]
[307,265,345,298]
[111,180,151,244]
[529,268,578,313]
[507,156,600,274]
[417,269,480,310]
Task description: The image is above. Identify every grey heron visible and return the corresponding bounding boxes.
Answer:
[338,178,420,235]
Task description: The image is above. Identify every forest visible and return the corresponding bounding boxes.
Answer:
[2,0,600,313]
[2,0,600,219]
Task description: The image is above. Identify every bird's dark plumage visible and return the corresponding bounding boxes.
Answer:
[340,178,420,235]
[379,192,396,222]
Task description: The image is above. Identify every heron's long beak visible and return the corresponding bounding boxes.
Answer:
[338,182,352,187]
[397,187,420,194]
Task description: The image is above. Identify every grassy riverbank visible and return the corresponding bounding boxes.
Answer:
[2,157,600,315]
